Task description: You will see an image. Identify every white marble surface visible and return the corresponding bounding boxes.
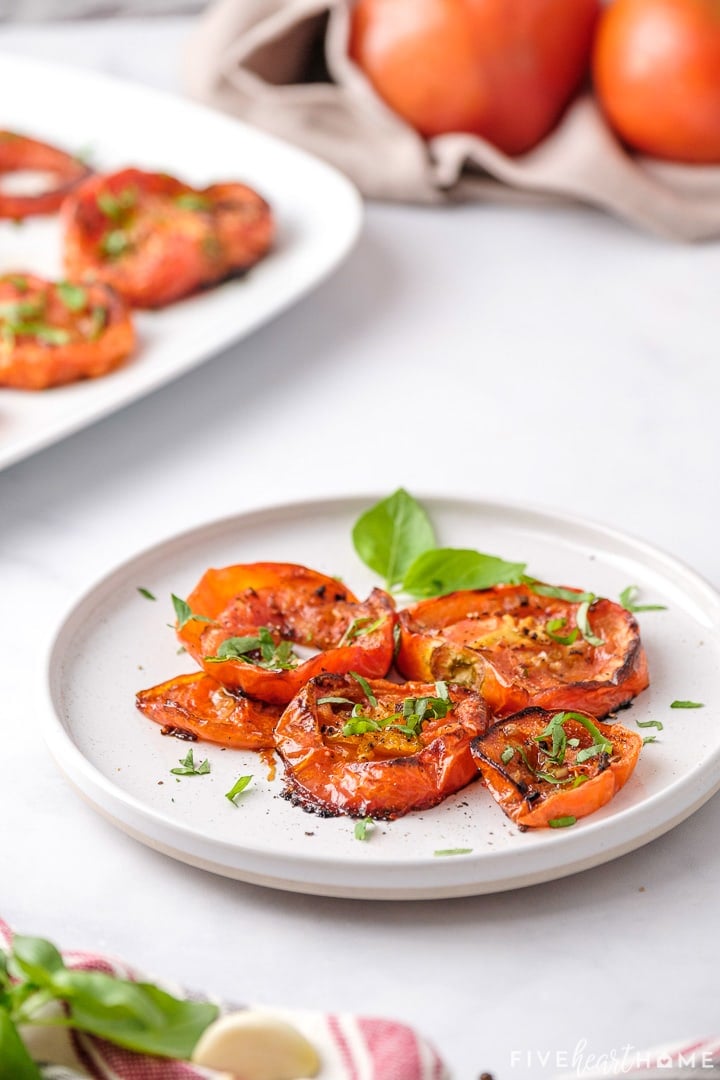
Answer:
[1,19,720,1080]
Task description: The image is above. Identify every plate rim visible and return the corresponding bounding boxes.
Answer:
[0,51,364,473]
[43,492,720,898]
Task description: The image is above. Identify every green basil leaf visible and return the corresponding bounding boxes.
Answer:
[317,696,355,706]
[349,672,377,707]
[433,848,473,856]
[137,587,156,601]
[0,1010,41,1080]
[352,489,435,588]
[354,816,374,841]
[548,816,577,829]
[619,586,667,613]
[636,719,664,731]
[523,578,594,604]
[576,600,604,648]
[225,775,253,804]
[11,936,65,985]
[670,700,704,709]
[56,282,87,312]
[175,192,211,212]
[171,594,215,631]
[545,617,579,646]
[47,968,218,1059]
[170,750,210,777]
[500,747,514,764]
[403,548,526,598]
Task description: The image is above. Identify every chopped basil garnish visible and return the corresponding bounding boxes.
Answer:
[522,577,594,604]
[101,229,131,259]
[317,696,356,707]
[433,848,473,856]
[670,700,704,709]
[636,719,664,731]
[97,186,137,222]
[576,600,604,647]
[56,281,87,312]
[620,585,667,613]
[137,587,156,601]
[642,736,657,746]
[88,305,107,340]
[501,746,515,764]
[207,628,298,670]
[170,749,210,776]
[175,192,212,212]
[545,617,579,646]
[225,774,253,804]
[339,614,387,645]
[171,594,216,631]
[548,816,577,828]
[354,816,374,841]
[349,672,377,707]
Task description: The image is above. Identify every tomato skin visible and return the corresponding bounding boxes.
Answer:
[0,273,135,390]
[593,0,720,163]
[177,563,397,706]
[397,584,649,718]
[62,168,273,308]
[350,0,600,154]
[0,131,90,219]
[136,672,280,749]
[471,707,642,827]
[276,674,489,819]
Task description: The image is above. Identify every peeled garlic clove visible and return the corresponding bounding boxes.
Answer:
[191,1010,320,1080]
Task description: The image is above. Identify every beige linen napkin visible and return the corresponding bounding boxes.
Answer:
[186,0,720,241]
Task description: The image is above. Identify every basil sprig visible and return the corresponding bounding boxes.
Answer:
[619,585,667,613]
[326,679,452,739]
[0,933,217,1067]
[352,490,526,597]
[171,594,215,631]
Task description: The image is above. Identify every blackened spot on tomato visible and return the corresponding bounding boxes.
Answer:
[334,592,347,602]
[315,585,327,599]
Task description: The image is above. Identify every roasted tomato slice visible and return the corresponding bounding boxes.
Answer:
[136,672,279,749]
[0,131,90,220]
[62,168,274,308]
[177,562,397,706]
[397,583,648,718]
[276,674,489,819]
[471,707,642,828]
[0,272,135,390]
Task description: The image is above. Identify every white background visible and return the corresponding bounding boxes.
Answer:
[1,17,719,1080]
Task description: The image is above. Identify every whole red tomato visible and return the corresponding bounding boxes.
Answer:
[593,0,720,163]
[349,0,600,155]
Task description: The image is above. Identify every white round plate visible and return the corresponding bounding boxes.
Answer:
[45,495,720,899]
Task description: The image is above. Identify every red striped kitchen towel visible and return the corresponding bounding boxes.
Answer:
[0,921,446,1080]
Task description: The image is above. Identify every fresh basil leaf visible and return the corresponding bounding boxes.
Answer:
[551,712,613,757]
[97,187,137,222]
[0,1010,41,1080]
[137,587,156,601]
[56,282,87,312]
[354,816,374,841]
[317,696,356,706]
[403,548,526,598]
[47,968,218,1059]
[339,615,387,645]
[88,305,107,341]
[433,848,473,856]
[643,736,657,746]
[352,489,436,588]
[548,816,576,828]
[342,716,380,736]
[392,621,402,660]
[501,747,514,764]
[225,775,253,804]
[636,719,664,731]
[11,936,65,985]
[670,700,704,709]
[619,586,667,613]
